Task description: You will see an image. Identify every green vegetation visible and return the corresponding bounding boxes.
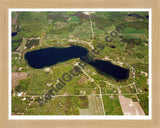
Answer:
[27,69,53,95]
[26,39,39,49]
[92,17,113,30]
[138,93,149,115]
[68,16,80,22]
[133,63,148,73]
[12,96,88,115]
[127,21,148,30]
[17,12,47,37]
[11,11,149,116]
[66,11,76,15]
[121,35,142,46]
[12,96,26,114]
[103,95,123,115]
[15,79,30,92]
[135,52,145,59]
[12,54,27,72]
[12,12,16,18]
[135,73,148,92]
[121,27,144,34]
[120,85,136,94]
[12,35,23,51]
[48,20,83,34]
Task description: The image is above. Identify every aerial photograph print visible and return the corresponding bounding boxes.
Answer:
[10,9,150,118]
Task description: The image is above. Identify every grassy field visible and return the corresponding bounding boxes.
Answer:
[137,93,149,115]
[12,95,88,115]
[16,38,26,51]
[120,85,136,94]
[121,27,144,34]
[68,16,80,22]
[102,95,123,115]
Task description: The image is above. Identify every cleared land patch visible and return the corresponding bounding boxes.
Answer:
[119,95,145,115]
[78,75,87,85]
[79,94,104,115]
[12,72,27,90]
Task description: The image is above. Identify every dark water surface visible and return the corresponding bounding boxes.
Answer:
[12,32,17,37]
[89,60,129,80]
[25,46,129,80]
[25,46,88,69]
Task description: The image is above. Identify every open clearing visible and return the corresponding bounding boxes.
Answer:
[119,95,145,115]
[12,72,27,90]
[79,94,104,115]
[78,75,87,85]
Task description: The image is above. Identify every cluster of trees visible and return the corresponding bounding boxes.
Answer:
[92,17,114,30]
[92,42,106,55]
[17,12,47,38]
[133,62,148,72]
[92,12,129,30]
[47,12,61,20]
[138,94,149,115]
[108,12,128,21]
[126,21,148,30]
[135,52,145,59]
[15,79,30,92]
[92,12,148,35]
[72,12,90,20]
[47,12,68,22]
[17,12,32,23]
[121,35,142,47]
[26,39,39,49]
[78,96,88,108]
[12,97,26,114]
[12,35,23,51]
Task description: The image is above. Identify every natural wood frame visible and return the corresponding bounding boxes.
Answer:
[0,0,160,127]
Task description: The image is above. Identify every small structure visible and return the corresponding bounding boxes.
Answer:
[22,97,26,101]
[80,91,86,95]
[17,92,23,97]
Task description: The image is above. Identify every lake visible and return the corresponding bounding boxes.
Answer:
[89,60,129,80]
[25,46,88,69]
[25,46,129,80]
[12,32,17,37]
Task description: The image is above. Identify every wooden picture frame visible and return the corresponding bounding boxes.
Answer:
[0,0,159,127]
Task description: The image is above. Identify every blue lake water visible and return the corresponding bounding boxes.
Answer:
[12,32,17,37]
[25,46,129,80]
[25,46,88,69]
[89,60,129,80]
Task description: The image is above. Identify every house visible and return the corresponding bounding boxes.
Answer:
[17,92,23,97]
